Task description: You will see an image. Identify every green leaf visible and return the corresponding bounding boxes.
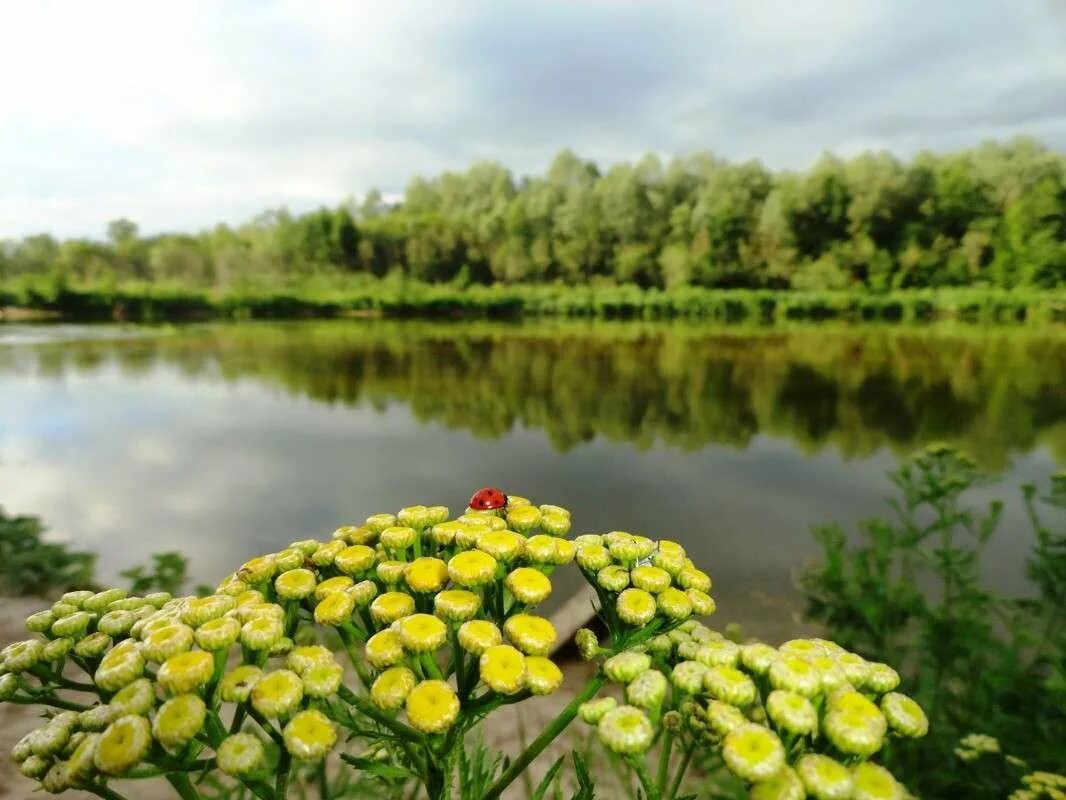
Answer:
[530,755,566,800]
[339,754,416,781]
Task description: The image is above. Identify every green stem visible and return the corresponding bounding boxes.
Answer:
[338,624,372,689]
[276,749,292,799]
[627,756,661,800]
[420,652,444,680]
[666,743,694,800]
[85,784,131,800]
[166,772,202,800]
[656,729,674,790]
[10,693,89,712]
[317,761,329,800]
[337,685,423,744]
[484,673,605,800]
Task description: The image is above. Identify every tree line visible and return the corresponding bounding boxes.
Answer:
[2,137,1065,292]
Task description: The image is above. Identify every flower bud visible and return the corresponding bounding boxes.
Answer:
[606,534,644,564]
[371,667,416,710]
[286,645,333,675]
[824,709,886,756]
[157,650,214,695]
[604,651,652,684]
[572,534,602,548]
[670,661,708,694]
[78,704,114,732]
[51,601,78,619]
[865,662,901,694]
[458,620,502,656]
[141,623,195,663]
[41,761,73,793]
[0,672,18,701]
[335,545,376,577]
[396,614,448,653]
[365,513,396,534]
[19,755,50,780]
[686,589,716,617]
[797,754,854,800]
[74,632,112,659]
[403,557,450,594]
[405,679,460,733]
[576,545,611,572]
[740,643,778,675]
[250,669,304,718]
[83,588,127,615]
[182,595,236,627]
[97,610,135,638]
[696,639,740,668]
[880,692,928,738]
[835,652,870,686]
[369,592,415,626]
[706,700,747,736]
[751,766,805,800]
[29,722,70,758]
[477,531,526,564]
[769,656,821,697]
[51,612,92,640]
[616,588,656,626]
[25,610,55,634]
[551,538,575,565]
[598,705,654,754]
[95,648,145,692]
[657,587,693,620]
[596,566,630,592]
[647,635,674,658]
[62,590,95,607]
[274,547,305,573]
[540,512,571,537]
[506,505,541,534]
[284,709,337,760]
[766,690,817,736]
[219,665,262,703]
[505,567,552,605]
[153,694,207,750]
[314,589,357,627]
[380,526,417,553]
[626,669,668,709]
[575,628,600,661]
[705,666,756,706]
[3,639,43,673]
[631,565,671,594]
[447,550,498,588]
[195,616,240,651]
[397,506,429,530]
[311,540,346,567]
[94,715,152,775]
[302,661,343,699]
[241,616,285,651]
[526,656,564,695]
[504,614,556,656]
[851,763,903,800]
[109,678,155,717]
[579,696,617,724]
[433,590,481,623]
[722,724,785,782]
[218,733,267,778]
[651,549,685,576]
[676,567,712,593]
[363,630,403,670]
[479,645,527,695]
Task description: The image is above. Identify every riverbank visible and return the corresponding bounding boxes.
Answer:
[2,280,1064,324]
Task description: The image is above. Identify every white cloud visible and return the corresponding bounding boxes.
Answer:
[0,0,1064,237]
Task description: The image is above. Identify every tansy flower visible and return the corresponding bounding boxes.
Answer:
[526,657,564,695]
[181,595,235,627]
[479,645,527,695]
[525,535,557,563]
[696,639,740,668]
[448,550,498,588]
[576,545,611,572]
[84,588,127,613]
[824,709,886,756]
[616,588,657,626]
[806,655,848,693]
[312,540,346,566]
[705,666,757,706]
[404,558,450,594]
[722,724,786,782]
[506,505,541,533]
[458,513,505,532]
[380,526,417,552]
[538,503,570,518]
[217,574,250,597]
[796,754,854,800]
[458,620,502,655]
[766,690,817,735]
[51,612,92,640]
[657,587,694,620]
[109,678,155,717]
[504,615,556,656]
[238,602,284,624]
[652,549,685,576]
[371,667,417,710]
[551,538,575,565]
[835,652,871,686]
[572,534,603,548]
[97,610,135,638]
[751,767,805,800]
[505,568,552,605]
[880,692,928,738]
[430,521,464,547]
[287,646,334,675]
[314,576,354,601]
[676,567,712,593]
[540,512,571,537]
[377,560,407,586]
[686,589,716,616]
[626,669,668,709]
[476,530,526,564]
[395,614,448,653]
[829,689,881,718]
[864,662,901,694]
[606,534,644,564]
[598,705,654,754]
[284,709,337,761]
[24,610,55,634]
[28,722,70,757]
[434,590,481,623]
[779,638,822,658]
[334,545,377,576]
[67,735,101,784]
[707,700,749,736]
[631,565,672,594]
[302,662,344,698]
[157,650,215,695]
[152,694,206,750]
[273,547,304,573]
[851,763,904,800]
[94,715,152,775]
[575,628,600,661]
[670,660,708,694]
[648,634,674,657]
[365,630,405,669]
[250,670,304,718]
[315,589,357,626]
[405,680,460,733]
[195,616,241,651]
[238,555,277,584]
[78,705,114,732]
[769,656,821,697]
[351,580,379,608]
[219,665,262,703]
[74,632,112,659]
[365,513,396,534]
[370,592,416,626]
[217,733,267,778]
[578,696,617,724]
[397,506,429,530]
[241,616,284,651]
[604,651,653,683]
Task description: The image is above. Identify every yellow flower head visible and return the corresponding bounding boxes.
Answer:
[334,545,377,576]
[217,733,267,778]
[605,651,652,684]
[597,565,631,592]
[314,575,354,601]
[141,623,195,663]
[301,661,343,699]
[250,670,304,718]
[864,662,901,694]
[551,538,575,565]
[835,651,871,686]
[880,692,928,738]
[313,539,347,566]
[767,690,817,735]
[397,506,430,530]
[505,567,553,605]
[371,666,417,710]
[351,580,379,608]
[657,587,694,620]
[769,655,821,697]
[365,630,406,669]
[395,613,448,653]
[434,589,481,623]
[525,535,558,564]
[722,724,786,783]
[797,754,854,800]
[696,639,740,668]
[852,763,904,800]
[370,592,416,626]
[180,594,235,627]
[152,694,207,750]
[626,668,669,709]
[109,678,156,717]
[506,505,541,533]
[96,610,133,638]
[448,550,498,588]
[405,679,461,733]
[526,656,564,696]
[75,632,113,659]
[806,654,848,693]
[219,665,262,703]
[283,709,337,761]
[94,715,152,775]
[597,705,654,754]
[579,696,617,724]
[676,567,712,593]
[273,547,305,573]
[652,549,686,577]
[157,650,214,695]
[241,615,285,651]
[616,588,657,626]
[476,530,526,564]
[458,620,502,655]
[365,513,397,534]
[479,644,527,695]
[751,766,805,800]
[403,557,450,594]
[314,589,356,626]
[631,565,672,594]
[705,665,757,706]
[376,560,407,586]
[824,709,887,756]
[707,699,748,736]
[540,512,571,537]
[238,555,277,584]
[287,645,334,675]
[380,526,418,552]
[194,616,241,651]
[503,614,557,656]
[572,534,603,548]
[686,589,716,616]
[42,636,75,665]
[576,544,612,572]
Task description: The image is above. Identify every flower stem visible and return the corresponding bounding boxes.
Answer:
[666,742,694,799]
[337,684,423,744]
[627,755,661,800]
[166,772,202,800]
[483,673,605,800]
[85,784,131,800]
[656,729,674,789]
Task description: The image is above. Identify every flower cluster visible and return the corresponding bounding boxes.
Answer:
[1009,770,1066,800]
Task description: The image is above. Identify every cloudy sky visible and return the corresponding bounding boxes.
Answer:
[2,0,1064,238]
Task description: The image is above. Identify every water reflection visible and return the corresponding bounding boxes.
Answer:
[0,321,1063,634]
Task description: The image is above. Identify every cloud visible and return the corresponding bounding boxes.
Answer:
[0,0,1064,237]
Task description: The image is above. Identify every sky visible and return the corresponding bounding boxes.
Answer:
[1,0,1065,238]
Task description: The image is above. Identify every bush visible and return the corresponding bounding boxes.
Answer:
[0,506,95,596]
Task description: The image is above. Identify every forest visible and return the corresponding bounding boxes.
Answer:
[2,137,1065,298]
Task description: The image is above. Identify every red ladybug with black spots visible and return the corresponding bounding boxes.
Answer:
[469,486,507,511]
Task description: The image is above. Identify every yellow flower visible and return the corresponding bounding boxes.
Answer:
[75,632,113,659]
[284,709,337,761]
[507,505,541,533]
[596,565,630,592]
[426,506,450,526]
[652,549,685,576]
[109,678,155,717]
[94,715,152,775]
[552,538,575,565]
[39,636,71,665]
[365,513,397,534]
[405,680,460,733]
[705,666,757,706]
[505,567,553,605]
[195,616,241,651]
[250,670,304,718]
[797,754,854,800]
[241,615,285,651]
[880,692,928,738]
[370,592,416,626]
[219,665,262,703]
[572,534,603,548]
[315,589,356,626]
[395,613,448,653]
[540,512,571,537]
[273,547,305,573]
[139,623,191,664]
[448,550,498,588]
[766,690,817,735]
[722,724,786,783]
[807,655,848,693]
[365,630,405,669]
[157,650,214,695]
[657,587,693,620]
[751,767,805,800]
[835,652,871,686]
[434,589,481,622]
[605,651,652,683]
[217,733,267,778]
[371,666,417,710]
[852,763,904,800]
[696,639,740,668]
[615,588,657,626]
[302,662,343,699]
[312,539,347,567]
[676,567,712,593]
[314,575,354,600]
[381,526,418,552]
[525,535,558,564]
[287,645,334,675]
[769,655,821,697]
[503,614,556,656]
[686,589,716,616]
[334,545,377,576]
[477,530,526,564]
[824,709,886,756]
[238,555,277,584]
[152,694,206,750]
[181,595,235,627]
[458,620,502,655]
[864,662,901,694]
[24,609,55,634]
[576,544,612,572]
[352,580,379,608]
[526,656,564,695]
[579,696,617,724]
[707,699,748,736]
[377,560,407,585]
[630,565,671,594]
[403,557,450,594]
[626,669,668,709]
[479,645,527,694]
[397,506,429,530]
[598,705,654,754]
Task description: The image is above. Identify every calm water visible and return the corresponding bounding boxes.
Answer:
[1,321,1064,634]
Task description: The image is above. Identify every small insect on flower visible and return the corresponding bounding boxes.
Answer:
[722,724,786,783]
[219,665,262,703]
[405,680,461,733]
[796,754,854,800]
[469,486,508,511]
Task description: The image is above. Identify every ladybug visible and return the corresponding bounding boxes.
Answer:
[469,486,508,511]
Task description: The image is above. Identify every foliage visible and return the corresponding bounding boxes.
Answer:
[2,138,1066,314]
[799,446,1066,799]
[0,495,923,799]
[121,552,194,597]
[0,505,96,596]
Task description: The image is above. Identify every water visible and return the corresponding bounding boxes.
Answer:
[1,320,1063,635]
